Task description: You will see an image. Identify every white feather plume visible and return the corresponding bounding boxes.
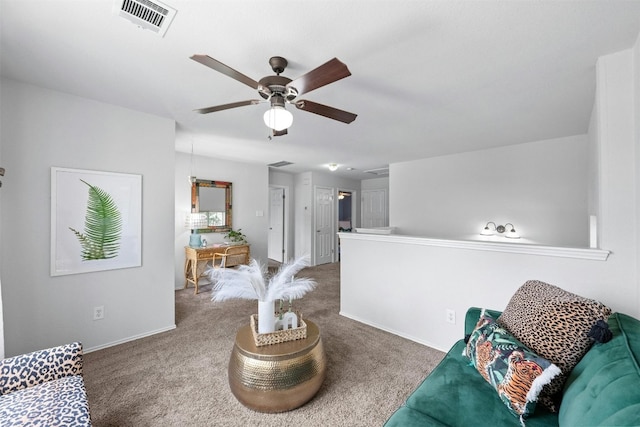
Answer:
[270,277,317,301]
[209,259,267,301]
[265,256,315,301]
[271,256,310,285]
[208,255,316,303]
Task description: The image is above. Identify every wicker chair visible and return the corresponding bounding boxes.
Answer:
[212,245,250,269]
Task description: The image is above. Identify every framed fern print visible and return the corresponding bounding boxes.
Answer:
[51,167,142,276]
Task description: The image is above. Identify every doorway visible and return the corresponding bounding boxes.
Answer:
[268,186,287,263]
[337,189,355,261]
[314,186,334,265]
[338,190,354,232]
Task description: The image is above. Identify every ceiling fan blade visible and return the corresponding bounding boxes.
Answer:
[273,129,288,137]
[287,58,351,96]
[295,100,357,124]
[191,54,261,90]
[194,100,261,114]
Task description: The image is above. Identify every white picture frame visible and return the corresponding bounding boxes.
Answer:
[51,167,142,276]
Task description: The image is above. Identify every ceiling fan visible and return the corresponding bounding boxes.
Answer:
[190,55,357,136]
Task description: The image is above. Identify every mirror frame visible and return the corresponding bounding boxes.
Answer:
[191,179,232,233]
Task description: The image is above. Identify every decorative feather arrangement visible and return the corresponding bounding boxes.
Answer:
[209,256,316,302]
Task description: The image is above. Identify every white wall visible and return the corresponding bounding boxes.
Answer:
[340,235,619,352]
[0,154,3,357]
[0,278,3,358]
[0,79,176,356]
[340,45,639,351]
[391,135,589,247]
[294,172,313,260]
[636,32,640,314]
[174,150,269,288]
[593,47,637,308]
[587,102,600,247]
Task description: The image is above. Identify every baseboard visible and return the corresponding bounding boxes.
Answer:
[84,324,177,353]
[338,311,447,353]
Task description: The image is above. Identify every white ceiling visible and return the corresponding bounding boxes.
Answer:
[2,1,640,179]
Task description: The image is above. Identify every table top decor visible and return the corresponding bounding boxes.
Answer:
[209,255,316,334]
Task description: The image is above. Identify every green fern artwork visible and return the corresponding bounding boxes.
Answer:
[69,179,123,261]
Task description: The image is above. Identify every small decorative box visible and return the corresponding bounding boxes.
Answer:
[250,313,307,347]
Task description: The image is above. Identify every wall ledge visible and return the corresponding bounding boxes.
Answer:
[338,233,610,261]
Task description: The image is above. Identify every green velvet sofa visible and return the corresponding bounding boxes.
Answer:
[384,307,640,427]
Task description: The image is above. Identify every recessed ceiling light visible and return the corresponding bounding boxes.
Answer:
[328,163,338,171]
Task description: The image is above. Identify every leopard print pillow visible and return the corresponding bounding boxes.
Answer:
[497,280,611,412]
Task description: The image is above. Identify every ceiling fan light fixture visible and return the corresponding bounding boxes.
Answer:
[263,106,293,131]
[191,55,356,135]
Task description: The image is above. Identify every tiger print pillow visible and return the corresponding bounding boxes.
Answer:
[497,280,611,412]
[465,310,561,420]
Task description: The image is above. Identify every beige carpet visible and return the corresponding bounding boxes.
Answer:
[83,262,445,426]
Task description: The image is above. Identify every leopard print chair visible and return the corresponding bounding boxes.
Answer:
[0,342,91,426]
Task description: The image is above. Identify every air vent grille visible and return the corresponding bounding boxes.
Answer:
[268,161,294,168]
[364,167,389,176]
[115,0,177,37]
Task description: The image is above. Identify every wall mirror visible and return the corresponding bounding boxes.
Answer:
[191,179,232,232]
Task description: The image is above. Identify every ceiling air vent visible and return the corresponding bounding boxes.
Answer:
[114,0,177,37]
[268,161,294,168]
[364,167,389,176]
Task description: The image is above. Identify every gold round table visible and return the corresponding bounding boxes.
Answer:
[228,319,326,413]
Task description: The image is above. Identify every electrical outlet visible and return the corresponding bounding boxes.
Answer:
[446,309,456,324]
[93,306,104,321]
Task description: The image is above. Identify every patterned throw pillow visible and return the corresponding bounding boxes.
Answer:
[497,280,611,412]
[465,310,561,420]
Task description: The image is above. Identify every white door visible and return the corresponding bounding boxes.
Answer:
[362,189,388,227]
[268,187,285,262]
[315,187,334,265]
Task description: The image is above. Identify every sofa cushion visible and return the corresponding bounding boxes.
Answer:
[559,312,640,426]
[466,311,561,419]
[497,280,611,410]
[0,342,83,396]
[383,406,450,427]
[384,339,559,427]
[0,375,91,426]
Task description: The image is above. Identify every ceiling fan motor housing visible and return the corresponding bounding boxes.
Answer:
[270,94,286,108]
[258,75,298,101]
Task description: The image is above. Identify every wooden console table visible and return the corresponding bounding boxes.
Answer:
[184,244,250,294]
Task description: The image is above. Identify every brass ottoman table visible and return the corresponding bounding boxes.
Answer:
[228,319,326,413]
